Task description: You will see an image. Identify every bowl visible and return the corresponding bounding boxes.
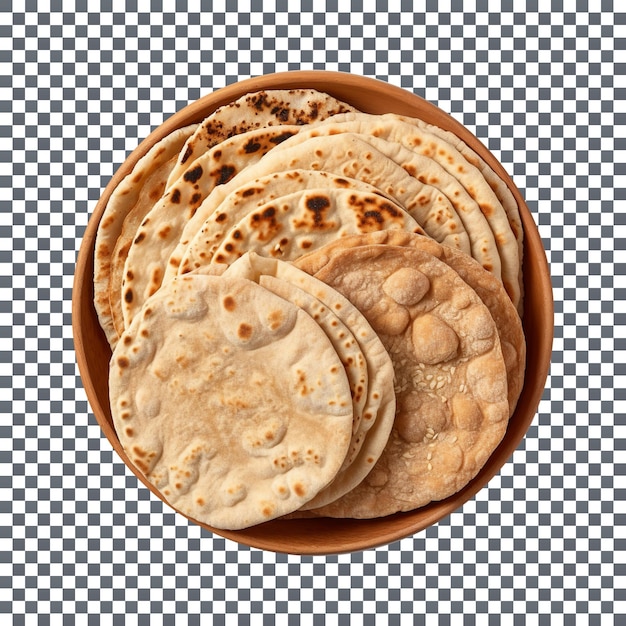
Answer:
[72,70,553,555]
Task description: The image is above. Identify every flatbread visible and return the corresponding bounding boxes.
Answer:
[221,253,397,509]
[176,169,397,276]
[120,124,303,329]
[269,124,512,296]
[110,273,354,530]
[294,243,510,518]
[204,187,424,268]
[171,133,470,277]
[290,110,522,307]
[165,89,356,189]
[94,123,198,348]
[296,230,525,414]
[402,113,524,266]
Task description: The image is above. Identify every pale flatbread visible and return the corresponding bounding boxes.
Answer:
[165,89,356,189]
[294,243,510,518]
[94,123,198,347]
[110,273,354,530]
[221,253,397,510]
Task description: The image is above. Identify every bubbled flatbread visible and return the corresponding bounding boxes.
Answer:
[94,123,198,348]
[297,230,525,415]
[165,89,356,189]
[294,243,510,518]
[221,253,396,509]
[202,187,424,268]
[109,273,354,530]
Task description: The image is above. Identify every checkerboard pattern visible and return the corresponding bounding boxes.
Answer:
[3,2,624,622]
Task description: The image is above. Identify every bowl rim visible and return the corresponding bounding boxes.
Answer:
[73,70,554,555]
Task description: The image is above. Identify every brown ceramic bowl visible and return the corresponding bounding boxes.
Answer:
[72,71,553,555]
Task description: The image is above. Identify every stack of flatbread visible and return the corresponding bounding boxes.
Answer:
[96,88,526,530]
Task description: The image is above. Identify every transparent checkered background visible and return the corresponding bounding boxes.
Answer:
[3,1,624,622]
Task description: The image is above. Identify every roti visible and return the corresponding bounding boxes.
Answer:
[171,133,470,279]
[286,110,522,307]
[403,113,524,270]
[109,272,355,530]
[268,126,510,295]
[294,243,510,518]
[165,88,356,188]
[296,230,525,414]
[201,187,424,268]
[221,252,397,509]
[174,169,396,277]
[119,124,304,329]
[93,123,198,347]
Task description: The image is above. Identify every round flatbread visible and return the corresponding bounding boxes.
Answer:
[294,243,510,518]
[165,88,356,189]
[401,113,524,272]
[94,123,198,348]
[175,169,397,277]
[270,125,507,288]
[221,252,397,509]
[120,124,305,329]
[297,230,525,414]
[110,273,354,530]
[280,111,522,308]
[172,133,469,277]
[202,187,424,268]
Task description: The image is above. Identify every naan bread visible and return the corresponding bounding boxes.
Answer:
[110,273,354,530]
[222,253,397,509]
[294,243,510,518]
[165,89,356,189]
[94,123,198,347]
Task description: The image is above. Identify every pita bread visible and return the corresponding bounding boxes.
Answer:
[165,89,356,189]
[294,243,510,518]
[110,273,354,530]
[93,123,198,347]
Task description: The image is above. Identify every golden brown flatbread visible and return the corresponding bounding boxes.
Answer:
[294,241,510,517]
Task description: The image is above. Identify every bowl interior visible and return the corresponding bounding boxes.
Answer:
[72,71,553,555]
